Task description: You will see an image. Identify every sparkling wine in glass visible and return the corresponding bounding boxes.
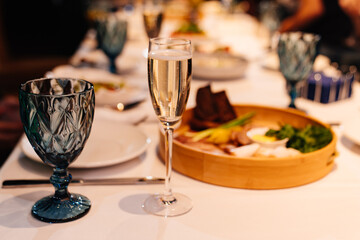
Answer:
[19,78,95,223]
[143,0,163,39]
[143,38,192,217]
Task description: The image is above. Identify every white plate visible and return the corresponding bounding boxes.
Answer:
[261,51,279,71]
[95,84,147,107]
[193,52,248,80]
[20,118,150,168]
[50,65,148,107]
[343,118,360,146]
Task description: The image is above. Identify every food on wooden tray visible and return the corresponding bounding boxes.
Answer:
[247,127,287,144]
[191,85,237,130]
[178,118,332,158]
[93,81,124,92]
[265,124,333,153]
[171,21,205,37]
[175,86,333,158]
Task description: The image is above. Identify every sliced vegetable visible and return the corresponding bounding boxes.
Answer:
[93,82,124,92]
[192,112,255,142]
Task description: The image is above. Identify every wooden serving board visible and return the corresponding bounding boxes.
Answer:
[159,105,337,190]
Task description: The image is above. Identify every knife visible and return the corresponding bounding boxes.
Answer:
[2,176,164,188]
[110,100,144,112]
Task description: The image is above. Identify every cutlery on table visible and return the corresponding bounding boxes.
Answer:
[2,176,164,188]
[112,100,144,112]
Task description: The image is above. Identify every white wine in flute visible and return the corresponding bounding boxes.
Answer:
[148,49,192,128]
[144,38,192,217]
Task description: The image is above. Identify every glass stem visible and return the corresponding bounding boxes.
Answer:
[288,81,298,109]
[109,57,117,74]
[50,167,71,201]
[163,127,175,202]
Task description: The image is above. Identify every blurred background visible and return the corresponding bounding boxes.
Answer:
[0,0,359,164]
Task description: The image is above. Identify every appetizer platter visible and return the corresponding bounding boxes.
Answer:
[159,86,337,189]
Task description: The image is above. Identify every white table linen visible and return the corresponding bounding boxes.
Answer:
[2,12,360,240]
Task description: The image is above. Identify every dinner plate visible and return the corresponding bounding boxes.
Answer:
[50,65,148,107]
[193,52,248,80]
[261,51,279,71]
[95,83,147,107]
[343,117,360,145]
[20,118,150,168]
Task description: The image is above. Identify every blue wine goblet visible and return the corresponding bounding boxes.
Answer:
[277,32,320,109]
[96,13,127,74]
[19,78,95,223]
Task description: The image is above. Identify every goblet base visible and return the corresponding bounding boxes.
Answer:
[31,193,91,223]
[142,192,192,217]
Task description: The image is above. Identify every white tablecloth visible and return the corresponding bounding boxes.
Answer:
[2,11,360,240]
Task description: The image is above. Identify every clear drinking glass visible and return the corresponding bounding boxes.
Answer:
[19,78,95,223]
[143,38,192,217]
[277,32,320,109]
[221,0,235,13]
[143,0,163,39]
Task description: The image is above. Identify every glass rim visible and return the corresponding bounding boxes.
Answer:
[149,37,191,46]
[19,77,94,97]
[279,31,321,41]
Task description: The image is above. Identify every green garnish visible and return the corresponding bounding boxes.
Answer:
[192,112,255,142]
[175,22,204,34]
[93,82,124,92]
[266,124,332,153]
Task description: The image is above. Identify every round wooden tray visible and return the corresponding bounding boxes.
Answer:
[159,104,337,190]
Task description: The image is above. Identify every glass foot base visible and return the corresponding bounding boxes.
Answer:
[32,193,91,223]
[142,193,192,217]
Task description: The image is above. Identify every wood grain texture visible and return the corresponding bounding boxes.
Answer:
[159,105,337,189]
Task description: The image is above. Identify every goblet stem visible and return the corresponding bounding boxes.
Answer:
[109,57,117,74]
[32,166,91,223]
[50,167,71,200]
[288,80,298,109]
[163,127,175,203]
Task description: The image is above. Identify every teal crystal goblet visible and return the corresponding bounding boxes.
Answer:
[96,13,127,74]
[277,32,320,109]
[19,78,95,223]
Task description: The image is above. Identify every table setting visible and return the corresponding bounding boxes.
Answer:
[2,1,360,239]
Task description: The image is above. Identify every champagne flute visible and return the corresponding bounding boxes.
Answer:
[142,0,163,59]
[143,0,163,39]
[143,38,192,217]
[19,78,95,223]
